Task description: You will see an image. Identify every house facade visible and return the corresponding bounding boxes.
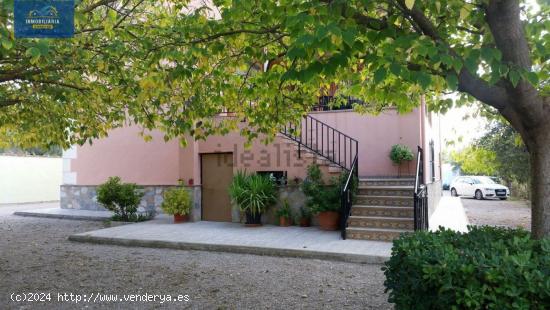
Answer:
[61,99,442,240]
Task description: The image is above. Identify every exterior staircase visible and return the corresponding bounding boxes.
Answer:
[346,178,415,241]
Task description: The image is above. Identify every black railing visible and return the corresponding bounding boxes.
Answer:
[340,155,358,239]
[414,146,429,231]
[280,114,359,171]
[314,96,365,111]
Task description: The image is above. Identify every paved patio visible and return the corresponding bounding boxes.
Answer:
[69,215,393,264]
[14,207,113,221]
[14,197,469,264]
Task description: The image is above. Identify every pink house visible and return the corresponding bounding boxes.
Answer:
[61,99,442,240]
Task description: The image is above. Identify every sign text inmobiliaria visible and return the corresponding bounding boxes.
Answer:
[14,0,74,38]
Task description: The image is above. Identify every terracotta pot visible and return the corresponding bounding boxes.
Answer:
[174,214,189,223]
[299,217,311,227]
[279,216,291,227]
[317,211,340,231]
[245,211,262,227]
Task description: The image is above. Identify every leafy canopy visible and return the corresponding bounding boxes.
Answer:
[450,146,498,176]
[0,0,548,148]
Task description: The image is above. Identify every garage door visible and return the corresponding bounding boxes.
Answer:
[201,153,233,222]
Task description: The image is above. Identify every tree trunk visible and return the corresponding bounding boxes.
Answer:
[529,123,550,239]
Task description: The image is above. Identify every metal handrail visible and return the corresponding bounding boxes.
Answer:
[340,155,358,239]
[280,114,359,171]
[413,146,429,231]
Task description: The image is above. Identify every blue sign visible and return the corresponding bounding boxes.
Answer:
[14,0,74,38]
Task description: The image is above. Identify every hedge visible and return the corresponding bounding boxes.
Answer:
[383,226,550,309]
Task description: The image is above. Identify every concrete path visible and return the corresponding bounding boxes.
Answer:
[0,201,59,216]
[429,196,469,233]
[14,207,113,221]
[70,216,393,264]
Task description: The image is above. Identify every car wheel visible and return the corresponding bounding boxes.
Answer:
[475,190,484,200]
[451,188,458,197]
[499,197,508,200]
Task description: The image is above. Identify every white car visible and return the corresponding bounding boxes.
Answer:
[450,176,510,200]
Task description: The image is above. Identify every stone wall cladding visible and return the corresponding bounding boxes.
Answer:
[60,185,201,220]
[61,184,310,225]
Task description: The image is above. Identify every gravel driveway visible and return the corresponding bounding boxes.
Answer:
[460,195,531,230]
[0,204,391,309]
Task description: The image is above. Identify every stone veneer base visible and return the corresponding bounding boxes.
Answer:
[60,185,202,221]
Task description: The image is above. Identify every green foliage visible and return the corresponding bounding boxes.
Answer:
[1,1,547,149]
[389,144,414,165]
[450,146,498,176]
[161,186,192,215]
[383,226,550,309]
[228,171,277,216]
[301,164,343,213]
[298,206,312,220]
[275,199,292,218]
[96,176,143,221]
[476,120,530,185]
[111,212,152,223]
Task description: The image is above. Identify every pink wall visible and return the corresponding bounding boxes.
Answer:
[311,108,422,177]
[71,126,182,185]
[68,108,426,185]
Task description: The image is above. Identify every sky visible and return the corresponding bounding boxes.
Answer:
[439,105,489,153]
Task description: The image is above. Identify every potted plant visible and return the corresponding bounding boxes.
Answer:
[229,171,276,226]
[301,164,341,231]
[276,199,292,227]
[297,206,312,227]
[161,185,192,223]
[390,144,414,176]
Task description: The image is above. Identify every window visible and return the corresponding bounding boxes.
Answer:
[256,171,287,186]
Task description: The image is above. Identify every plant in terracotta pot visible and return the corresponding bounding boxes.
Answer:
[301,164,341,231]
[390,144,414,176]
[229,171,276,226]
[275,199,292,227]
[297,206,312,227]
[161,185,192,223]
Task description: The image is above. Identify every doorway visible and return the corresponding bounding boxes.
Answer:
[201,153,234,222]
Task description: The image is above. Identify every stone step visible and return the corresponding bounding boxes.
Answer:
[347,216,414,230]
[346,227,410,242]
[359,178,415,187]
[351,205,414,218]
[355,195,414,207]
[358,185,414,196]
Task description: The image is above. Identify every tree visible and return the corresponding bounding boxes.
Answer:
[476,120,530,186]
[1,1,548,237]
[450,146,498,176]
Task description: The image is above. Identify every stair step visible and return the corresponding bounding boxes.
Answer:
[347,216,414,230]
[351,205,414,218]
[346,227,410,241]
[358,185,414,196]
[355,195,414,207]
[359,178,415,187]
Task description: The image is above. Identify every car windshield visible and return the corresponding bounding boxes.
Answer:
[474,177,496,184]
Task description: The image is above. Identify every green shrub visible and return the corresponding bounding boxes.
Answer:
[161,186,192,215]
[275,199,292,218]
[301,164,354,214]
[97,176,144,221]
[228,171,277,216]
[389,144,414,165]
[383,226,550,309]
